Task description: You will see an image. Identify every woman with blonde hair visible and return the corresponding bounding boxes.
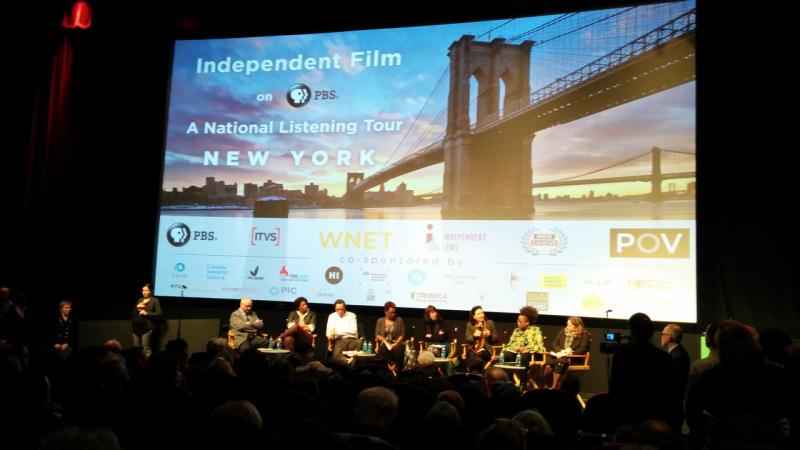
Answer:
[546,316,591,389]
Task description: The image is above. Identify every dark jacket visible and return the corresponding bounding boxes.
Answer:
[131,297,162,336]
[552,329,591,354]
[286,309,317,332]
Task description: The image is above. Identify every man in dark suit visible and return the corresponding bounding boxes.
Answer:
[230,297,268,351]
[609,313,674,428]
[52,299,78,357]
[661,323,691,433]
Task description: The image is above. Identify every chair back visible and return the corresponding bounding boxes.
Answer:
[357,321,365,340]
[568,352,590,372]
[226,329,236,350]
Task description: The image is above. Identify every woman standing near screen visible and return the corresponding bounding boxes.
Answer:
[131,283,162,358]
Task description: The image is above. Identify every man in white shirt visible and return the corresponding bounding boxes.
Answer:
[326,299,360,365]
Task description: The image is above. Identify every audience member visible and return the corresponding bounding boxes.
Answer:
[661,323,690,432]
[608,312,673,427]
[51,300,78,357]
[685,320,790,449]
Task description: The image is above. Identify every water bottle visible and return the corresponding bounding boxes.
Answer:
[516,351,522,366]
[368,341,374,353]
[499,351,505,365]
[276,338,283,349]
[268,336,274,349]
[362,339,369,353]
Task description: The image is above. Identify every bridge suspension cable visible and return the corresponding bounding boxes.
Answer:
[378,65,450,171]
[548,150,652,183]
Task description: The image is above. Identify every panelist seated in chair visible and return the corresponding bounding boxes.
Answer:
[545,316,591,389]
[465,305,497,363]
[375,301,405,370]
[422,304,449,355]
[326,298,360,366]
[501,306,545,366]
[229,297,269,352]
[277,296,317,354]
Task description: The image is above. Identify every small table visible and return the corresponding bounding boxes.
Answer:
[343,350,377,365]
[257,348,290,357]
[494,363,528,388]
[433,357,456,377]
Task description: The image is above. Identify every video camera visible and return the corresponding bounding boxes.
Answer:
[599,331,630,354]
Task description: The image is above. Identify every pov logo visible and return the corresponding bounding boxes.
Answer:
[167,223,191,247]
[610,229,690,258]
[286,83,311,107]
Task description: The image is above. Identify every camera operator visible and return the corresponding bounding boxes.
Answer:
[608,313,674,428]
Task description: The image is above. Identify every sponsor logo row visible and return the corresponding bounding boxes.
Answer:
[167,222,691,259]
[167,258,677,304]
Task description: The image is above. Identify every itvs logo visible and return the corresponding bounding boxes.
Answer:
[166,223,216,247]
[251,227,281,246]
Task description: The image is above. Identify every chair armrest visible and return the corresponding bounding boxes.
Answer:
[529,351,549,366]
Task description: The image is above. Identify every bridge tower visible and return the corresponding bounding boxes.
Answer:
[442,36,535,219]
[649,146,664,202]
[344,172,364,207]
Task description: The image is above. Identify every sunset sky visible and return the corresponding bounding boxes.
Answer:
[162,1,695,199]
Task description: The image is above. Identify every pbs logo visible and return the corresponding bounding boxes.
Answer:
[167,223,191,247]
[286,83,311,108]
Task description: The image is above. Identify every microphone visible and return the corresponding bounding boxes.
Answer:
[605,309,613,313]
[180,285,188,290]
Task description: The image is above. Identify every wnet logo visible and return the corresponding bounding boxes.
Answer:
[166,223,191,247]
[610,229,690,258]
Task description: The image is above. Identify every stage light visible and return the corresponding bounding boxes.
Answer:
[62,1,92,30]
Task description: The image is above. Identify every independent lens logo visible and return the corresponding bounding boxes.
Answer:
[287,83,311,107]
[167,223,191,247]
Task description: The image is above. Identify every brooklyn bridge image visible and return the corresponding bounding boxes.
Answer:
[343,9,696,219]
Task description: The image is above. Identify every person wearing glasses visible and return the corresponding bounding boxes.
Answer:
[661,323,690,433]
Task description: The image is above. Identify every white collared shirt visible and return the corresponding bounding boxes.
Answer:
[326,311,357,339]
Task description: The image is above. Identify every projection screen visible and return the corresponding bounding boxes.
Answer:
[154,0,697,322]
